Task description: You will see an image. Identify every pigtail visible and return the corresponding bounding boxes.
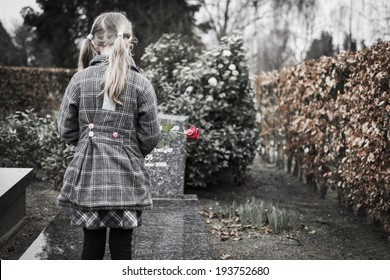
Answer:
[78,37,97,71]
[83,12,133,105]
[102,33,131,105]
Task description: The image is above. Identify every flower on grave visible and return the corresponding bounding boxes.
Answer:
[186,126,200,140]
[156,123,201,149]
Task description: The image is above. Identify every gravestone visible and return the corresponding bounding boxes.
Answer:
[146,114,188,197]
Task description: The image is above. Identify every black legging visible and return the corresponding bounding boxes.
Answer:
[81,227,133,260]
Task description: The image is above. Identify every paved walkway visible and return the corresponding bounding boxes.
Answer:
[20,195,210,260]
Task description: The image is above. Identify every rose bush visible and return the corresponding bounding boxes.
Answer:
[141,34,198,108]
[142,33,258,187]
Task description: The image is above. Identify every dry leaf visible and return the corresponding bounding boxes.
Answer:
[199,210,209,217]
[220,235,229,241]
[263,225,272,234]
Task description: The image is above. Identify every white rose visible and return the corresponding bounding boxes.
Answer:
[222,50,232,57]
[205,95,214,102]
[232,70,239,76]
[186,86,194,92]
[228,64,236,70]
[208,77,218,87]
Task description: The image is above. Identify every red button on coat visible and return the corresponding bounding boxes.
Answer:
[112,132,119,138]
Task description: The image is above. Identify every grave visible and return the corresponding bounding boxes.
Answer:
[0,168,33,244]
[146,114,188,197]
[20,114,210,260]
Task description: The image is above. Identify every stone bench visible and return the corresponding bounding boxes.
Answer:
[0,168,33,244]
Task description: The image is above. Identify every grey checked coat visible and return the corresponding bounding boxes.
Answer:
[57,55,160,211]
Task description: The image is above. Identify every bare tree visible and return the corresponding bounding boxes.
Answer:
[328,0,389,51]
[196,0,283,41]
[292,0,318,60]
[195,0,318,72]
[366,0,390,40]
[255,0,318,71]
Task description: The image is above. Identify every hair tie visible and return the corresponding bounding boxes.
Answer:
[117,32,123,38]
[86,34,94,41]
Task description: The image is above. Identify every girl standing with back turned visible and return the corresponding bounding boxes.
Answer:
[57,12,160,260]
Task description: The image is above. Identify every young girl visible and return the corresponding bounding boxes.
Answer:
[57,12,160,260]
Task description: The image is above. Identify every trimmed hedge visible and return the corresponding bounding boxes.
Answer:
[255,42,390,232]
[0,66,74,118]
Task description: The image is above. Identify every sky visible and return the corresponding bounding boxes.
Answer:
[0,0,370,36]
[0,0,40,33]
[1,0,387,59]
[0,0,384,42]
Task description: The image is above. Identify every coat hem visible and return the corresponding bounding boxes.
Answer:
[57,199,153,211]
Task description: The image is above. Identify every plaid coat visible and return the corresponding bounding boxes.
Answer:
[57,55,160,211]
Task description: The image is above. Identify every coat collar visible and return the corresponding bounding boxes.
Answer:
[88,55,140,73]
[89,55,108,66]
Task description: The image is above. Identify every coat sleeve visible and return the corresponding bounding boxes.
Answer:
[137,82,161,157]
[57,75,80,146]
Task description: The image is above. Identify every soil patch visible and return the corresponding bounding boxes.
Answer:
[186,156,390,260]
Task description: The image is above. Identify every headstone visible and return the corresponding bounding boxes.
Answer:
[146,114,188,197]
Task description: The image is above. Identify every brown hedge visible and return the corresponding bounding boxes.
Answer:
[255,42,390,232]
[0,66,75,118]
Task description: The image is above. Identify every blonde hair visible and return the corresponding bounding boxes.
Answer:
[78,12,134,105]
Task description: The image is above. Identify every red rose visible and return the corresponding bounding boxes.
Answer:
[186,126,200,140]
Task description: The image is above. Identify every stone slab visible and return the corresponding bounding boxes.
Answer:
[20,195,211,260]
[0,168,33,238]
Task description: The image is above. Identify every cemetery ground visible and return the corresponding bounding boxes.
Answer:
[1,155,390,260]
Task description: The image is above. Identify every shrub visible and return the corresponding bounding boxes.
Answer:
[255,42,390,232]
[0,110,74,188]
[142,33,259,187]
[140,34,198,107]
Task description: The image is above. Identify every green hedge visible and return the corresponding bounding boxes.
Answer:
[0,66,74,118]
